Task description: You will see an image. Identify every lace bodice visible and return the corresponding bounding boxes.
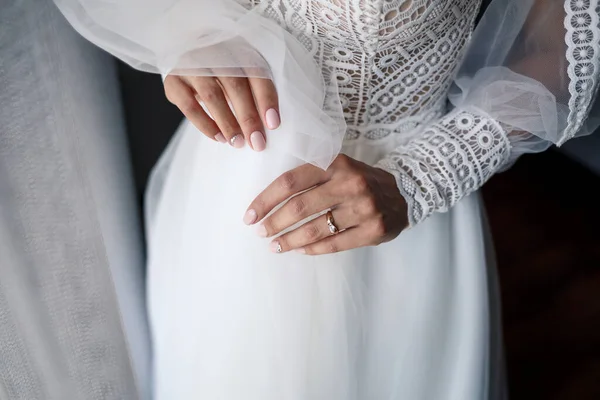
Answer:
[240,0,600,227]
[244,0,482,142]
[241,0,508,226]
[54,0,600,228]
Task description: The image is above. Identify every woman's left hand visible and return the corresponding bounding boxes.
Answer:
[243,154,409,255]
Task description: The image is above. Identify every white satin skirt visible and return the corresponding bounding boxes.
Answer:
[145,120,506,400]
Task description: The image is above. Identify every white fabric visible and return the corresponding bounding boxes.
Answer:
[376,109,512,226]
[0,1,145,397]
[55,0,600,225]
[54,0,346,170]
[146,125,505,400]
[377,0,600,225]
[53,0,599,399]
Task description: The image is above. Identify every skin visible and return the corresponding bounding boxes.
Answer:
[164,75,280,150]
[245,154,409,255]
[164,74,409,255]
[162,0,571,255]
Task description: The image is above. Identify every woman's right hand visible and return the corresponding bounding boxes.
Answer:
[164,75,280,152]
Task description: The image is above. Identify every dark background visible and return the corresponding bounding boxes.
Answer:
[117,64,600,400]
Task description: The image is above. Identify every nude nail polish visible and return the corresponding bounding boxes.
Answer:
[230,134,244,148]
[215,133,227,143]
[250,131,266,152]
[270,241,282,253]
[243,209,257,225]
[265,108,280,130]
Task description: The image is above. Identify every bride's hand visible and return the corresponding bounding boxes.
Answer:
[244,154,409,255]
[164,75,280,152]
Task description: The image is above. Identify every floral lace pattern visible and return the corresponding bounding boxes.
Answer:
[375,110,511,226]
[244,0,482,141]
[562,0,600,143]
[238,0,600,226]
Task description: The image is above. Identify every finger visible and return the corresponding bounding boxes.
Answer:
[189,77,242,146]
[244,164,329,226]
[248,77,280,130]
[219,77,266,151]
[164,76,220,140]
[299,227,366,255]
[272,207,357,253]
[259,182,341,238]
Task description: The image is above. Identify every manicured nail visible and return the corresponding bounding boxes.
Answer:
[230,134,244,148]
[250,131,266,152]
[294,248,306,254]
[243,209,257,225]
[270,241,282,253]
[265,108,280,130]
[256,224,268,238]
[214,133,227,143]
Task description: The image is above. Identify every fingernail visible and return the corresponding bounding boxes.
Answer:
[256,224,268,238]
[294,248,306,254]
[215,133,227,143]
[243,209,257,225]
[265,108,280,130]
[270,241,282,253]
[250,131,266,152]
[230,134,244,148]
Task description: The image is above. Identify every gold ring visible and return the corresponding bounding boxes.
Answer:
[326,210,339,235]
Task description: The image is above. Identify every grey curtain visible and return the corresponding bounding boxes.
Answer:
[0,1,150,398]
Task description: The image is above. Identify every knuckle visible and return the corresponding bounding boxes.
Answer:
[163,76,174,86]
[227,78,246,92]
[165,91,177,105]
[200,86,222,103]
[349,204,363,219]
[164,87,181,106]
[163,84,176,103]
[334,154,352,168]
[178,96,199,114]
[278,171,296,191]
[362,196,378,215]
[371,217,387,239]
[303,224,321,241]
[240,115,259,128]
[349,175,369,195]
[326,241,339,254]
[289,198,306,216]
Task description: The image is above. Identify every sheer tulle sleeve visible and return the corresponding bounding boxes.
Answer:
[376,0,600,227]
[53,0,346,169]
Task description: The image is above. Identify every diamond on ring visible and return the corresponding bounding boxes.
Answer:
[326,211,340,235]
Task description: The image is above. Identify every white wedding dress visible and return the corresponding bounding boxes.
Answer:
[145,2,506,399]
[54,0,600,399]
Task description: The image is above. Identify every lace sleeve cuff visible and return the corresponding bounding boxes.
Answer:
[375,110,512,227]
